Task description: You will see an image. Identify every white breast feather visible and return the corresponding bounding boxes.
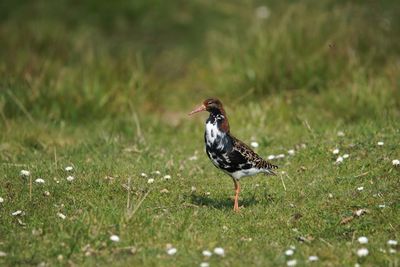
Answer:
[205,122,223,146]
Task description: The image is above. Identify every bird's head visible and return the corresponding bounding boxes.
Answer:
[189,98,230,132]
[189,98,224,115]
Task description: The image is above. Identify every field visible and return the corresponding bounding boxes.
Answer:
[0,0,399,266]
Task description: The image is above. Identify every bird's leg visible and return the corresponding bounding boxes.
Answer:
[233,179,240,212]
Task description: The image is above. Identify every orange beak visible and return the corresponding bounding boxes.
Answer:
[189,104,206,115]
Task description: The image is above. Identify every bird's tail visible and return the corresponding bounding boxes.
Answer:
[264,164,278,176]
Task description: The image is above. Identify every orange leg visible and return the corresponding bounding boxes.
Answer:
[233,179,240,212]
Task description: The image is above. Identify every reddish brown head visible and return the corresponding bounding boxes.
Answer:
[189,98,230,132]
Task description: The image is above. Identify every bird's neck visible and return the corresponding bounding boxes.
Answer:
[208,109,230,133]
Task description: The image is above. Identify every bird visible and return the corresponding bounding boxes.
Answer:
[189,98,278,212]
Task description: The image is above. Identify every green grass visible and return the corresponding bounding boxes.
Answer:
[1,0,399,266]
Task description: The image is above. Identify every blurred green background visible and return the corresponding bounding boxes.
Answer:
[0,0,399,124]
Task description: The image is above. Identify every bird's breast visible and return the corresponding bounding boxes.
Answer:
[205,121,220,146]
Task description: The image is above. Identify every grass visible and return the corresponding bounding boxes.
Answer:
[0,0,399,266]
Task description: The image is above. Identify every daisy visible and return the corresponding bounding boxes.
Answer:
[213,247,225,256]
[358,236,368,244]
[166,247,177,255]
[65,166,73,171]
[202,250,212,257]
[285,249,294,256]
[335,156,344,164]
[250,141,259,148]
[356,248,369,257]
[20,170,30,177]
[35,178,45,184]
[110,235,120,242]
[57,213,66,220]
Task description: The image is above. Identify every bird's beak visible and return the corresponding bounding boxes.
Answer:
[189,104,206,115]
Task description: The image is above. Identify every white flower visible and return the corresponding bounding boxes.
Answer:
[356,248,369,257]
[328,193,333,198]
[65,166,73,171]
[285,249,294,256]
[377,141,384,146]
[153,170,161,175]
[276,154,285,159]
[147,178,154,184]
[355,264,361,267]
[35,178,45,184]
[163,175,171,180]
[354,208,367,217]
[255,6,270,19]
[189,155,198,161]
[66,176,75,182]
[358,236,368,244]
[288,149,295,155]
[308,255,318,262]
[267,155,275,160]
[191,186,197,192]
[202,250,212,257]
[389,248,396,254]
[57,212,66,220]
[332,148,340,154]
[140,173,147,177]
[357,186,364,191]
[200,263,209,267]
[392,159,400,166]
[43,191,50,196]
[287,259,297,266]
[110,235,120,242]
[343,154,349,159]
[167,247,177,255]
[337,131,345,137]
[250,141,259,148]
[388,240,398,246]
[289,245,296,250]
[378,204,386,208]
[335,156,343,164]
[12,210,22,216]
[213,247,225,256]
[0,197,4,203]
[20,170,30,177]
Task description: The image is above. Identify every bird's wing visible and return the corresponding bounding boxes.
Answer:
[230,135,278,171]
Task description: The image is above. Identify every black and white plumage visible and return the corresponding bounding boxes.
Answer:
[189,98,278,211]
